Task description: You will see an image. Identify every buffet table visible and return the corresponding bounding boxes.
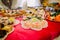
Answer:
[5,17,60,40]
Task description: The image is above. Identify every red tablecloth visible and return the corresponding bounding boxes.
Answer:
[46,20,60,39]
[55,22,60,34]
[5,17,60,40]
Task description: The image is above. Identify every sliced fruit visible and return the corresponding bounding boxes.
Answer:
[55,14,60,22]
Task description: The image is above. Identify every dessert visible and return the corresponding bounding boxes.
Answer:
[21,17,48,31]
[0,30,7,38]
[20,7,48,31]
[0,16,14,40]
[0,7,48,39]
[0,9,26,17]
[45,2,60,22]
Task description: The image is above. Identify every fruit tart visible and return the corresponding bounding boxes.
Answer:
[21,16,48,31]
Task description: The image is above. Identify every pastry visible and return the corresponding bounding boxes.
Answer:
[21,17,48,31]
[0,9,26,17]
[0,16,15,40]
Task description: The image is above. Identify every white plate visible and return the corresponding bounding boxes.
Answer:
[21,20,48,31]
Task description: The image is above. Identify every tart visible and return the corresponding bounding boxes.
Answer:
[21,17,48,31]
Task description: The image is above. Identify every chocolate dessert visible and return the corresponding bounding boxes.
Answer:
[0,30,7,38]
